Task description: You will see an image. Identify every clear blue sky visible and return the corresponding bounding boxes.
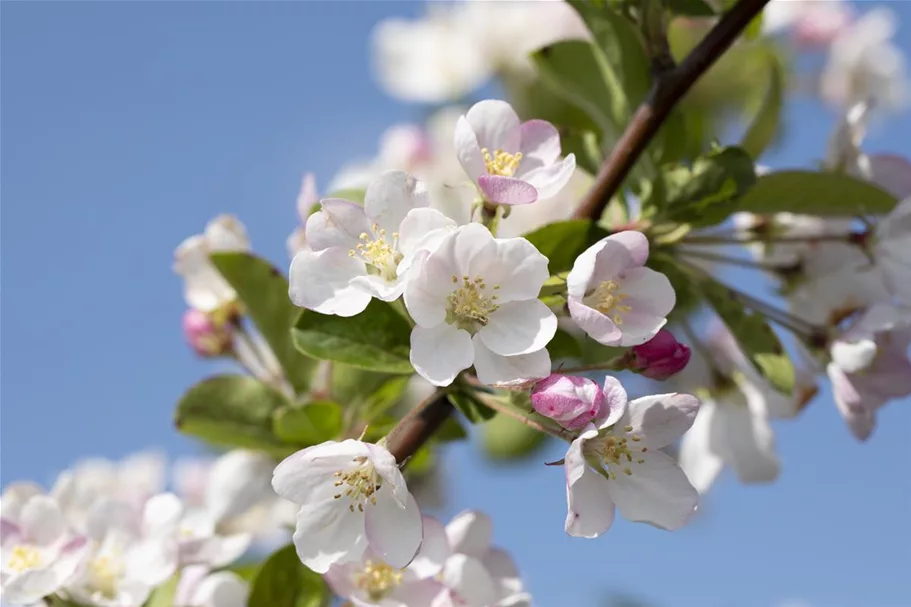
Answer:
[2,3,909,607]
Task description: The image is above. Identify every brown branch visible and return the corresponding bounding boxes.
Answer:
[572,0,771,221]
[385,391,453,464]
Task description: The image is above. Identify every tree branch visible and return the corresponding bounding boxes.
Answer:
[385,391,453,464]
[572,0,771,221]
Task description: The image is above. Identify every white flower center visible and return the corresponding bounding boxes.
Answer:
[89,553,125,599]
[447,274,501,332]
[353,559,403,602]
[586,425,648,479]
[590,280,632,325]
[349,223,402,279]
[481,148,522,177]
[6,545,42,572]
[332,457,381,513]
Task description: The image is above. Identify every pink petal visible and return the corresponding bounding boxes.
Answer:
[518,119,561,166]
[564,432,615,538]
[517,154,576,200]
[477,175,538,206]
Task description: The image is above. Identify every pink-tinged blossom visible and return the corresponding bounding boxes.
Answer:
[827,304,911,441]
[271,440,423,574]
[631,330,691,380]
[1,493,89,605]
[454,100,575,206]
[182,309,233,358]
[404,223,556,387]
[566,231,675,347]
[763,0,852,48]
[287,173,319,258]
[873,197,911,305]
[174,216,250,314]
[564,385,700,537]
[289,170,456,317]
[531,375,626,431]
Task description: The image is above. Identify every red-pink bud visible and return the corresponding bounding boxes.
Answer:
[631,330,691,380]
[182,309,233,358]
[531,374,604,430]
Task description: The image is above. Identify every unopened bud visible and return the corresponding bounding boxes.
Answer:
[182,309,233,358]
[531,374,604,430]
[631,330,691,380]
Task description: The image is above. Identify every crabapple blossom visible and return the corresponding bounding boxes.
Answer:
[328,126,434,194]
[872,197,911,305]
[1,493,89,605]
[174,566,249,607]
[289,170,456,317]
[826,304,911,441]
[763,0,852,47]
[531,375,612,431]
[182,309,233,358]
[63,494,180,607]
[566,231,676,347]
[271,439,422,574]
[287,173,319,258]
[174,215,250,316]
[404,222,556,386]
[564,380,700,537]
[454,100,575,205]
[630,330,691,380]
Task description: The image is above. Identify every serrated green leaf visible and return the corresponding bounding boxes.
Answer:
[481,412,549,462]
[662,147,757,227]
[522,220,610,275]
[695,275,795,394]
[248,544,329,607]
[292,300,413,374]
[448,391,496,423]
[175,375,293,457]
[735,170,899,216]
[272,401,343,445]
[210,252,317,394]
[741,50,784,159]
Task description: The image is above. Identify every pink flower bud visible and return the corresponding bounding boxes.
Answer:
[531,375,604,430]
[631,330,691,380]
[182,309,233,358]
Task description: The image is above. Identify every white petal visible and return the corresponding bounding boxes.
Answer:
[86,498,139,541]
[190,572,249,607]
[479,300,557,356]
[288,248,371,317]
[445,511,492,558]
[677,401,724,494]
[174,235,235,312]
[518,154,576,200]
[567,297,622,346]
[349,273,407,302]
[518,119,561,166]
[471,338,551,386]
[389,579,450,607]
[410,324,474,387]
[477,235,550,302]
[831,337,878,373]
[364,442,408,506]
[454,116,486,181]
[621,393,700,449]
[482,548,523,598]
[142,493,183,537]
[305,199,371,252]
[291,499,367,574]
[365,170,429,233]
[465,100,521,154]
[607,450,698,531]
[566,239,603,299]
[19,496,65,546]
[0,568,64,604]
[441,554,500,607]
[272,440,370,504]
[127,536,180,587]
[713,403,780,484]
[204,450,274,523]
[403,252,457,327]
[364,491,422,569]
[408,516,451,579]
[564,432,615,538]
[204,216,250,252]
[397,208,458,260]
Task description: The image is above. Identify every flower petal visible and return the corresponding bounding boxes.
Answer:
[869,154,911,200]
[607,450,698,530]
[288,248,371,317]
[19,496,65,546]
[410,324,474,387]
[455,116,486,181]
[204,216,249,252]
[0,568,64,604]
[677,401,724,494]
[597,376,628,428]
[622,393,700,449]
[365,491,423,569]
[296,173,319,222]
[408,516,451,579]
[445,510,492,558]
[364,170,429,233]
[404,252,458,328]
[143,492,183,538]
[389,579,449,607]
[477,176,538,206]
[127,536,180,587]
[305,199,371,252]
[291,498,367,574]
[204,450,274,523]
[564,431,615,538]
[479,300,557,356]
[190,571,249,607]
[712,403,780,484]
[441,554,500,607]
[477,233,550,302]
[174,235,235,312]
[465,100,521,154]
[829,362,878,441]
[567,297,622,345]
[349,273,407,302]
[363,442,408,506]
[518,119,561,166]
[472,338,551,386]
[517,154,576,200]
[272,440,370,504]
[482,548,523,597]
[397,208,458,260]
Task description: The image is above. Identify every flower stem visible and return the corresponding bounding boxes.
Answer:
[472,392,575,442]
[573,0,772,220]
[556,356,630,375]
[681,232,861,246]
[677,247,799,272]
[385,389,453,465]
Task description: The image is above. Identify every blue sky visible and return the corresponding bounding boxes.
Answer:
[2,2,909,607]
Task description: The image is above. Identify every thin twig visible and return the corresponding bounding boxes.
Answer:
[681,232,861,245]
[474,393,576,442]
[385,390,453,464]
[677,247,798,272]
[573,0,772,220]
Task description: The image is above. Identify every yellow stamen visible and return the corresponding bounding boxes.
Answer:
[447,275,500,332]
[353,560,403,602]
[7,545,42,572]
[592,280,632,325]
[482,148,522,177]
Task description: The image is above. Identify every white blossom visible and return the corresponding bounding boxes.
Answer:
[174,216,250,314]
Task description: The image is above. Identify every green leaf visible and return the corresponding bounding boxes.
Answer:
[229,561,263,582]
[272,401,343,445]
[662,147,757,227]
[448,390,496,423]
[325,189,366,204]
[292,300,413,374]
[694,274,795,394]
[175,375,293,457]
[436,416,469,442]
[210,252,318,394]
[481,412,548,462]
[735,170,899,216]
[361,375,411,422]
[549,329,583,362]
[330,365,394,405]
[740,50,784,159]
[249,544,329,607]
[668,0,716,17]
[522,220,609,275]
[144,574,178,607]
